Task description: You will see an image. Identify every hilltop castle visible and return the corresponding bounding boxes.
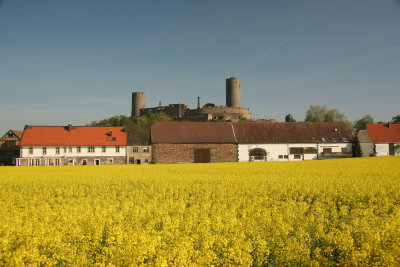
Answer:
[131,77,252,121]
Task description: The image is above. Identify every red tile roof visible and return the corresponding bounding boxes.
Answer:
[151,122,237,143]
[233,122,352,143]
[20,125,127,146]
[366,124,400,143]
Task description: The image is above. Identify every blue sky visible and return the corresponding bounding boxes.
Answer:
[1,0,400,134]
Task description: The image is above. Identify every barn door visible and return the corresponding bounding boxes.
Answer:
[194,149,211,163]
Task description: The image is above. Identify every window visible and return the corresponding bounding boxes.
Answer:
[55,159,60,166]
[16,159,21,166]
[42,147,47,155]
[116,146,120,153]
[48,159,53,166]
[102,147,106,153]
[77,147,81,153]
[64,147,67,153]
[56,147,60,154]
[35,159,40,166]
[132,147,138,153]
[29,147,33,154]
[143,147,149,153]
[88,147,95,153]
[129,157,134,164]
[341,147,347,153]
[82,159,87,165]
[284,155,288,159]
[145,159,149,163]
[108,158,113,164]
[294,154,301,159]
[323,148,332,153]
[279,155,283,159]
[69,147,72,153]
[29,159,34,166]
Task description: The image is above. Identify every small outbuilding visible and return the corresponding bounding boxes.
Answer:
[0,129,22,165]
[358,123,400,156]
[151,122,237,164]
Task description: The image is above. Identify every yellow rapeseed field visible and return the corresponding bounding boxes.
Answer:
[0,157,399,265]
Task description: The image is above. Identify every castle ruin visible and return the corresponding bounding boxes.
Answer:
[131,77,252,121]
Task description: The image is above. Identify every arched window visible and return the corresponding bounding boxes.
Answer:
[249,148,267,161]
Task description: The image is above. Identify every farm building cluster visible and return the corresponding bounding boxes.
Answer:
[1,77,399,166]
[1,121,399,166]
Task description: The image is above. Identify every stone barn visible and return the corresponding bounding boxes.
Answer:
[151,121,237,164]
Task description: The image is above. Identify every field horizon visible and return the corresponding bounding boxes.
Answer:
[1,157,399,265]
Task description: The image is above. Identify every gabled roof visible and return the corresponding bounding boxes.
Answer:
[20,125,127,146]
[1,129,23,140]
[232,122,352,143]
[366,124,400,143]
[151,122,237,143]
[11,130,23,139]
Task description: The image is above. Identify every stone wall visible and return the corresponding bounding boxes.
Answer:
[152,143,237,164]
[184,106,251,121]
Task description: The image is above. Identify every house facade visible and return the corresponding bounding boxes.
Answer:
[127,145,152,164]
[0,129,22,165]
[359,124,400,156]
[151,122,237,164]
[17,125,127,166]
[233,122,352,162]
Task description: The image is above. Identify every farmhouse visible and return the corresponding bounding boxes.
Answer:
[0,129,22,166]
[234,122,353,162]
[16,125,127,166]
[150,121,353,164]
[358,123,400,156]
[151,121,237,164]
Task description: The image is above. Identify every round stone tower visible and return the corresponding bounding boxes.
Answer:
[131,92,146,117]
[226,77,241,108]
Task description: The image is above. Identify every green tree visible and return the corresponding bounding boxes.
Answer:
[354,115,374,133]
[391,115,400,124]
[352,136,362,157]
[89,112,172,145]
[305,105,353,135]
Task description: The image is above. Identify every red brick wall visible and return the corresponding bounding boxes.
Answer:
[152,143,238,164]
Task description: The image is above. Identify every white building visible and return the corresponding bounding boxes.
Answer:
[17,125,127,166]
[233,122,353,162]
[358,123,400,156]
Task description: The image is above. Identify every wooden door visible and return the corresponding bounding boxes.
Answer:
[194,149,211,163]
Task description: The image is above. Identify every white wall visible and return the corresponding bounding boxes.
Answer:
[21,146,126,158]
[375,143,389,156]
[238,143,351,162]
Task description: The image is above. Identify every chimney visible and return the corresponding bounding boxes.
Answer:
[67,124,72,131]
[387,122,392,128]
[109,130,113,136]
[197,97,200,109]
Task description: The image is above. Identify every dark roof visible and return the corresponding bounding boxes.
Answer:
[366,124,400,143]
[232,122,352,143]
[151,122,237,143]
[11,130,23,139]
[1,129,23,140]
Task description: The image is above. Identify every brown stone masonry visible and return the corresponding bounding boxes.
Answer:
[153,143,237,164]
